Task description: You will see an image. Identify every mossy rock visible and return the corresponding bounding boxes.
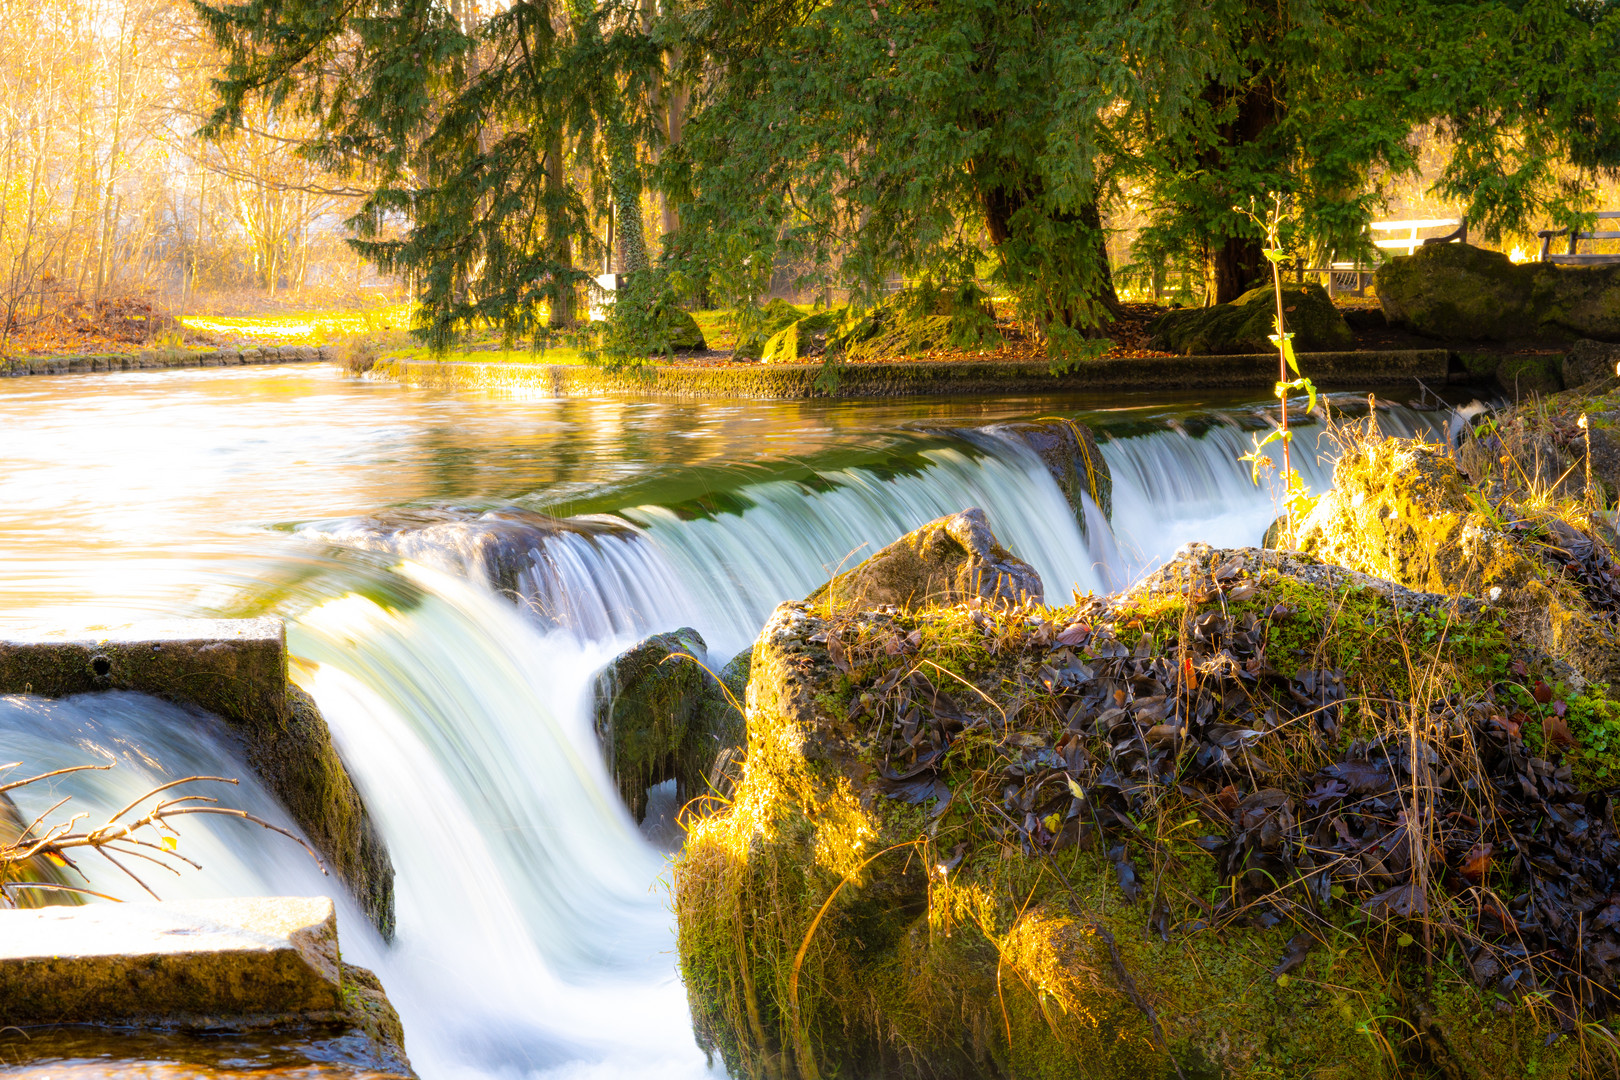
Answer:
[592,627,738,820]
[735,299,804,360]
[661,307,708,352]
[1148,283,1352,356]
[676,542,1600,1079]
[807,507,1043,612]
[761,308,844,364]
[1294,436,1620,686]
[1377,243,1620,343]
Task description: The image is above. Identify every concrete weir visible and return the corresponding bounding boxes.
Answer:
[0,618,396,940]
[0,897,412,1074]
[0,897,345,1024]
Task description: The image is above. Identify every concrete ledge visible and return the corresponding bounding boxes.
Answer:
[0,618,396,941]
[0,617,288,737]
[0,897,342,1025]
[371,348,1452,399]
[0,345,333,378]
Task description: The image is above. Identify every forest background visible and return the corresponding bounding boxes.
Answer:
[4,0,1620,363]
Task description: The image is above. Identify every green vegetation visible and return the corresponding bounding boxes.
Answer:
[194,0,1620,371]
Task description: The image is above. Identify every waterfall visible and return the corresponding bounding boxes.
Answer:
[2,562,717,1079]
[2,391,1461,1079]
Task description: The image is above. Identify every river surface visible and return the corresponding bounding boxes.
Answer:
[0,364,1455,1077]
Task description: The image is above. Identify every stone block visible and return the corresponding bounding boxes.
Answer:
[0,618,288,736]
[0,897,343,1025]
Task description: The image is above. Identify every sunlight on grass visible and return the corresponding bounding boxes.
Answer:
[179,303,414,344]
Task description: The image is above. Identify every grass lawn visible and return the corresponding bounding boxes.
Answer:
[178,303,416,344]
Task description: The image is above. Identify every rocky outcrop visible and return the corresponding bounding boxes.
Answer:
[0,620,394,939]
[592,628,741,821]
[762,309,843,364]
[1293,436,1620,685]
[676,541,1606,1079]
[1148,283,1352,355]
[807,507,1042,612]
[1377,243,1620,342]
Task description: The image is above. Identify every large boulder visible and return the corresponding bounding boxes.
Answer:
[1148,283,1353,355]
[1293,436,1620,685]
[807,508,1042,612]
[660,307,708,352]
[1377,243,1620,342]
[592,628,740,821]
[676,542,1608,1079]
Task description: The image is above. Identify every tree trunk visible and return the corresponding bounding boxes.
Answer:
[1200,72,1279,305]
[545,134,576,328]
[978,173,1119,321]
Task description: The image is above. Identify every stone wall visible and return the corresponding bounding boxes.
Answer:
[0,344,333,377]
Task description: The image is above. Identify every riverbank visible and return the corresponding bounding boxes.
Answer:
[369,348,1455,399]
[0,344,333,377]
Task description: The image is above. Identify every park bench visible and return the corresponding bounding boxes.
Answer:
[1311,217,1467,297]
[1537,212,1620,265]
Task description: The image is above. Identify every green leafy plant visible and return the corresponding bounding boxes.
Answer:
[1235,194,1320,531]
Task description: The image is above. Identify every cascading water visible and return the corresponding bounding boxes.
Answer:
[0,365,1467,1078]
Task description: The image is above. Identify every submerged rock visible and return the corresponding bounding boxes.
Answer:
[807,507,1042,612]
[1294,436,1620,686]
[300,506,641,629]
[1148,283,1352,355]
[676,541,1611,1079]
[592,628,740,821]
[980,418,1112,521]
[1377,243,1620,342]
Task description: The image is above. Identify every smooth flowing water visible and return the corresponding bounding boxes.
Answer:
[0,364,1458,1077]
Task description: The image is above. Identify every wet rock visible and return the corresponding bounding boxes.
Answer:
[1148,283,1352,355]
[808,507,1042,612]
[677,544,1596,1079]
[1294,436,1620,684]
[981,419,1112,521]
[696,648,750,802]
[1564,339,1620,389]
[1377,243,1620,342]
[593,628,738,822]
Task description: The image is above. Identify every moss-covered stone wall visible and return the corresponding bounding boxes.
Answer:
[371,350,1451,400]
